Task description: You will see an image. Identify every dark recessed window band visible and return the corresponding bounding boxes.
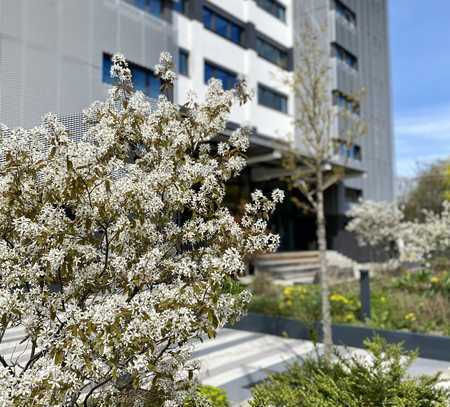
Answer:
[173,0,293,71]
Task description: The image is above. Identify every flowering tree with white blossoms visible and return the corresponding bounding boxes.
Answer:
[347,200,450,263]
[0,53,283,406]
[346,200,404,258]
[399,201,450,263]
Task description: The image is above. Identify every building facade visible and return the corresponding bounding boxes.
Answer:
[0,0,394,259]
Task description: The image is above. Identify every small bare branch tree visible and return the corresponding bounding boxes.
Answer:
[283,20,367,359]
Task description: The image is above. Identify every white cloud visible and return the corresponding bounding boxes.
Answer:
[394,105,450,176]
[395,105,450,140]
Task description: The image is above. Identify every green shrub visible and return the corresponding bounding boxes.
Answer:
[185,385,230,407]
[393,269,450,297]
[198,385,229,407]
[248,295,283,316]
[280,285,322,322]
[247,269,450,335]
[250,273,281,297]
[249,337,450,407]
[222,278,247,295]
[249,285,360,324]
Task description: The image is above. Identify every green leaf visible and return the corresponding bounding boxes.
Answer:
[105,179,111,194]
[66,157,73,172]
[54,349,64,365]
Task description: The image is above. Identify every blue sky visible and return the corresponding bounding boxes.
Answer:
[389,0,450,176]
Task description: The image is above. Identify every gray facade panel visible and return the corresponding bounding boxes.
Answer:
[344,0,394,202]
[334,19,359,57]
[0,0,177,128]
[294,0,394,206]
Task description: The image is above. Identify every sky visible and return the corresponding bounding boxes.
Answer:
[389,0,450,177]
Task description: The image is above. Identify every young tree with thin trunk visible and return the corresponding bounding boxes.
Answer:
[283,21,366,359]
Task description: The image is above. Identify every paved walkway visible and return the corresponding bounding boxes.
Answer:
[2,327,450,405]
[196,329,450,405]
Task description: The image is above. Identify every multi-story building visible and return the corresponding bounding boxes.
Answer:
[0,0,394,259]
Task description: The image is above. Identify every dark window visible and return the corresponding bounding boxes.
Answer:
[335,0,356,27]
[202,7,243,45]
[335,141,362,161]
[332,43,358,70]
[215,14,228,37]
[332,90,360,115]
[345,187,362,204]
[231,24,242,44]
[174,0,188,14]
[258,84,288,113]
[256,0,286,22]
[352,144,362,161]
[256,37,288,69]
[178,49,189,76]
[132,0,163,17]
[204,62,237,90]
[102,54,161,99]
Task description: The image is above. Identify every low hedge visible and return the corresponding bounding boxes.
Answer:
[184,385,230,407]
[250,337,450,406]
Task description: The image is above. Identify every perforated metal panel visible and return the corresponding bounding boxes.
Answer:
[0,0,177,129]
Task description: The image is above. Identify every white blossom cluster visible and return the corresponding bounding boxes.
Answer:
[347,200,450,263]
[346,200,404,248]
[0,53,282,406]
[154,52,177,84]
[398,201,450,262]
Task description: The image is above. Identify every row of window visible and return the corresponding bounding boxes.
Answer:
[203,7,243,45]
[203,62,288,113]
[203,6,289,70]
[103,53,365,119]
[102,54,288,114]
[133,0,287,25]
[256,0,286,22]
[332,42,358,70]
[130,1,290,70]
[202,6,289,69]
[203,64,288,113]
[334,0,357,27]
[332,90,360,115]
[256,36,289,69]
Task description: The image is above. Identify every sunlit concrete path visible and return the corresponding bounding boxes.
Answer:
[2,326,450,406]
[196,329,450,406]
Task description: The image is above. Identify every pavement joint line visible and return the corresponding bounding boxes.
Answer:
[193,333,265,359]
[196,333,312,364]
[193,330,258,352]
[200,341,316,387]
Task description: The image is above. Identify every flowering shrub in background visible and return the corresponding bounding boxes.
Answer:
[399,201,450,262]
[347,200,450,263]
[346,200,404,253]
[0,53,283,406]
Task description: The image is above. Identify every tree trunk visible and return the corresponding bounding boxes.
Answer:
[316,170,333,359]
